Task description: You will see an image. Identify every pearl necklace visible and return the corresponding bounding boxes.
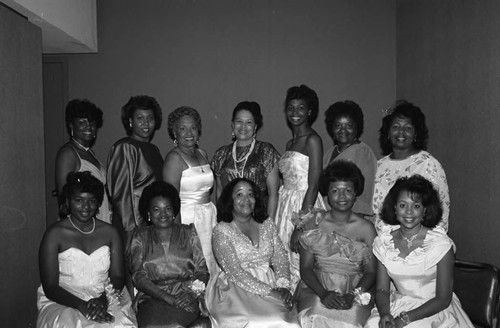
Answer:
[232,138,256,178]
[68,216,96,234]
[400,225,422,248]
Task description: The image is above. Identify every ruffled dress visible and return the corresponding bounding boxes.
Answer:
[205,219,300,328]
[295,210,373,328]
[364,227,473,327]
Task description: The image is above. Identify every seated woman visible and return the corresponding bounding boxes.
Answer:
[205,178,300,328]
[37,171,136,328]
[128,181,209,328]
[365,175,473,327]
[294,161,376,328]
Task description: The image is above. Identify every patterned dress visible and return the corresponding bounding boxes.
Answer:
[206,219,300,328]
[372,151,449,234]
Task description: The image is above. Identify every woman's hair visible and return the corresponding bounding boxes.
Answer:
[121,95,163,135]
[319,160,365,197]
[324,100,364,140]
[379,100,429,156]
[167,106,202,140]
[139,181,181,223]
[380,175,442,228]
[58,171,104,218]
[232,101,264,132]
[216,178,267,223]
[65,99,103,136]
[284,84,319,125]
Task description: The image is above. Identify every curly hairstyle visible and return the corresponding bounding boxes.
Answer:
[324,100,364,140]
[167,106,202,140]
[216,178,267,223]
[138,181,181,224]
[232,101,264,132]
[58,171,104,218]
[284,84,319,125]
[379,100,429,156]
[65,99,103,136]
[319,160,365,197]
[121,95,163,136]
[380,175,442,228]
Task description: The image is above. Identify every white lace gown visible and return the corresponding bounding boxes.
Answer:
[275,151,326,290]
[364,227,473,327]
[37,246,136,328]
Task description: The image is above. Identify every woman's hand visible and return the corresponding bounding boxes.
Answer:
[271,287,294,310]
[379,314,395,328]
[290,228,301,253]
[320,291,349,309]
[173,292,199,313]
[79,294,114,323]
[339,292,355,309]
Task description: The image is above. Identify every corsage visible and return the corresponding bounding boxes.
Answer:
[104,280,123,306]
[189,279,206,297]
[350,287,371,306]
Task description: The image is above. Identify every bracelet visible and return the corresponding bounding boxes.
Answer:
[399,311,411,326]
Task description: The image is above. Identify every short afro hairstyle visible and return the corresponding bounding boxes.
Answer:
[58,171,104,218]
[319,160,365,197]
[284,84,319,125]
[167,106,202,140]
[121,95,162,136]
[216,178,267,223]
[324,100,364,140]
[139,181,181,224]
[232,101,264,132]
[380,174,443,228]
[379,100,429,156]
[65,99,103,136]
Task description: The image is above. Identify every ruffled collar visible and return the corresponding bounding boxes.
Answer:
[377,226,447,263]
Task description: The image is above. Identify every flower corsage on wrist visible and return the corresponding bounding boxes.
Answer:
[189,279,206,297]
[350,287,371,306]
[398,311,411,326]
[291,207,323,231]
[104,279,123,306]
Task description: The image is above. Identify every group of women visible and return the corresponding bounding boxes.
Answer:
[37,87,473,328]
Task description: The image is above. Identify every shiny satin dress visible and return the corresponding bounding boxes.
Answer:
[295,211,373,328]
[179,158,218,277]
[37,246,137,328]
[72,145,111,223]
[206,219,300,328]
[275,151,326,290]
[107,137,163,233]
[129,224,208,328]
[364,227,473,327]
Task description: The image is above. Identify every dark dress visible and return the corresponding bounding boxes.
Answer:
[129,224,209,328]
[107,137,163,234]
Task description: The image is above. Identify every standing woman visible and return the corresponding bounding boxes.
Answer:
[107,95,164,238]
[372,100,449,234]
[323,100,377,218]
[211,101,281,219]
[55,99,111,223]
[275,84,326,291]
[163,106,217,277]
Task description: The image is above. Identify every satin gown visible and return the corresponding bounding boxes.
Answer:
[206,219,300,328]
[37,246,137,328]
[275,151,326,290]
[295,211,373,328]
[72,145,111,223]
[364,227,473,327]
[107,137,163,233]
[128,224,208,328]
[179,155,218,277]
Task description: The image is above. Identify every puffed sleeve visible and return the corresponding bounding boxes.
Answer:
[424,157,450,232]
[107,141,138,232]
[268,220,291,289]
[212,223,273,296]
[423,227,455,270]
[261,142,281,177]
[349,144,377,216]
[189,225,209,281]
[210,146,225,176]
[128,227,165,300]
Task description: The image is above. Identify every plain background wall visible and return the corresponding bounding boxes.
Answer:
[60,0,396,173]
[397,0,500,267]
[0,4,44,327]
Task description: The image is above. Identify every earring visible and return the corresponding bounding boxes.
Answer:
[174,139,178,147]
[129,123,132,128]
[70,129,74,137]
[196,140,200,146]
[232,132,236,141]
